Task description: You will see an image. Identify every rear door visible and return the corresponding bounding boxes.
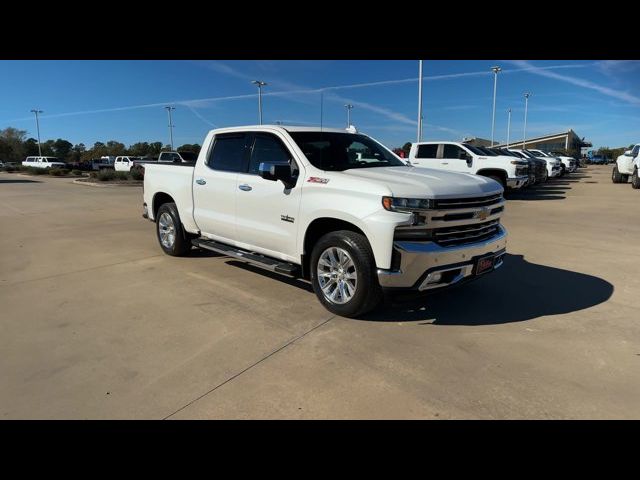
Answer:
[441,144,474,173]
[235,131,302,261]
[192,132,250,243]
[410,143,439,168]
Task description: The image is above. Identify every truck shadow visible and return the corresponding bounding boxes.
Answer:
[506,184,568,201]
[0,178,43,184]
[360,253,613,325]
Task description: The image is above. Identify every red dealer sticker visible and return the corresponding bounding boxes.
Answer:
[307,177,330,184]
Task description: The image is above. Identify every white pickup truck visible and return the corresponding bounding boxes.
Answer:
[613,144,639,185]
[528,149,576,174]
[142,126,508,317]
[408,141,529,190]
[22,156,66,169]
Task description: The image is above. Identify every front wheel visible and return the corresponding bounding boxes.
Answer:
[310,231,381,318]
[156,202,191,256]
[632,167,640,189]
[612,165,624,183]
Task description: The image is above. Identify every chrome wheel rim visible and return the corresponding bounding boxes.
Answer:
[317,247,357,305]
[158,212,176,248]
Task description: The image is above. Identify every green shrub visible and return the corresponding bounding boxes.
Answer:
[48,168,67,176]
[97,169,116,181]
[71,169,83,176]
[89,171,98,178]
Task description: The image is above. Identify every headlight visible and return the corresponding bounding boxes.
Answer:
[382,196,434,212]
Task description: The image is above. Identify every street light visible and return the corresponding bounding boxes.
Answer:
[252,80,267,125]
[165,106,176,151]
[523,92,532,148]
[490,66,502,146]
[30,109,43,157]
[344,104,354,127]
[417,60,423,142]
[506,108,512,148]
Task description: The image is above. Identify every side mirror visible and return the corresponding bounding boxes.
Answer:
[259,161,295,188]
[625,150,632,156]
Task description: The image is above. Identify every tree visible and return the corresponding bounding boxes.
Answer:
[0,127,28,162]
[128,142,150,157]
[177,144,201,154]
[53,139,73,160]
[24,138,40,156]
[148,142,163,156]
[106,140,126,156]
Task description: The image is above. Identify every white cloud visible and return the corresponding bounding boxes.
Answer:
[507,60,640,107]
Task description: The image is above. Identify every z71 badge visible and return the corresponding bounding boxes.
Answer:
[307,177,330,184]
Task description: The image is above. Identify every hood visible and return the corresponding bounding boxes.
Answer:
[340,166,502,199]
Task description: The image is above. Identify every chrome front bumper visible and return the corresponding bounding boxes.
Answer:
[377,225,508,290]
[506,175,529,189]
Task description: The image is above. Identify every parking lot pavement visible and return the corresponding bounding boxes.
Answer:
[1,166,639,419]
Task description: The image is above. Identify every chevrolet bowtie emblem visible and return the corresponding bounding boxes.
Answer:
[475,208,490,221]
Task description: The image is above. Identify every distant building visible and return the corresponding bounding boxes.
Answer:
[495,129,591,156]
[462,136,494,147]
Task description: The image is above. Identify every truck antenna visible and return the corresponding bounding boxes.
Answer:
[320,90,324,132]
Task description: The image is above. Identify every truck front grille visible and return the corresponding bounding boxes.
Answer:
[432,219,500,246]
[433,193,503,210]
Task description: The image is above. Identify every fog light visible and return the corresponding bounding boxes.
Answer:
[426,272,442,284]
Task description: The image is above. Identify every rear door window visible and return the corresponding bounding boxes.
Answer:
[208,133,249,172]
[416,144,438,158]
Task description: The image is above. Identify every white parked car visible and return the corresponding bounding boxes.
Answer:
[22,156,67,169]
[408,141,529,189]
[528,149,576,174]
[114,156,142,172]
[142,125,508,317]
[509,149,561,179]
[612,144,639,184]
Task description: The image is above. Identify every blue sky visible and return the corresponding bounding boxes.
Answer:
[1,60,638,149]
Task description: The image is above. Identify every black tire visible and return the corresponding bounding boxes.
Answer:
[632,167,640,189]
[156,202,191,256]
[612,165,623,183]
[310,230,381,318]
[560,165,566,177]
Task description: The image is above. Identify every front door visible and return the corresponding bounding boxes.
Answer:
[410,143,440,168]
[441,144,474,173]
[234,132,302,262]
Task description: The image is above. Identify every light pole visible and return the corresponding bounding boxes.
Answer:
[417,60,423,142]
[506,108,512,148]
[344,104,353,127]
[164,106,176,151]
[30,109,43,157]
[490,66,501,146]
[523,92,531,149]
[165,106,175,151]
[252,80,267,125]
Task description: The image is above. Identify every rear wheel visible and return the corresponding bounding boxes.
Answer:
[156,202,191,256]
[310,231,381,318]
[632,167,640,189]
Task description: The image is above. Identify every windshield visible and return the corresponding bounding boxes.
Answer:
[288,132,406,171]
[474,146,498,156]
[496,149,517,157]
[44,158,60,162]
[177,151,198,161]
[460,144,487,156]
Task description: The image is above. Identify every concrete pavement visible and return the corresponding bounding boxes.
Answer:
[1,166,638,419]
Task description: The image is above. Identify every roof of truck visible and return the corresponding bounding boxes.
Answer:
[211,125,356,134]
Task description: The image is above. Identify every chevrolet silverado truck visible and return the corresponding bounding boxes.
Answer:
[612,144,639,184]
[408,141,529,190]
[142,126,508,317]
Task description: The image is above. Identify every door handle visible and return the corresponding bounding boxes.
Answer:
[239,184,252,191]
[441,162,449,165]
[195,178,206,185]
